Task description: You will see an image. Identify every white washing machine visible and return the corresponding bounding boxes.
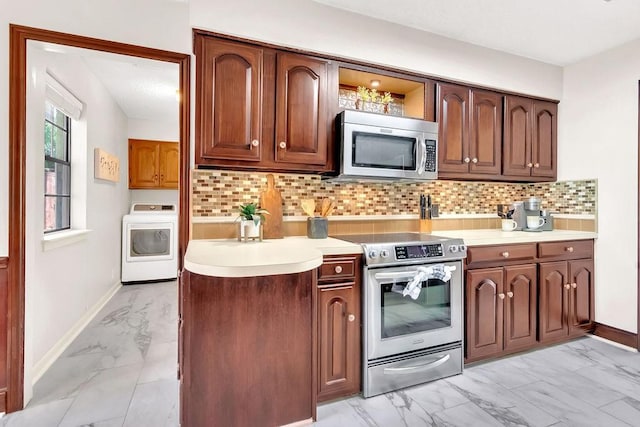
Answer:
[122,203,178,283]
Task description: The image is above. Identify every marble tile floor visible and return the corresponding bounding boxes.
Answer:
[2,280,640,426]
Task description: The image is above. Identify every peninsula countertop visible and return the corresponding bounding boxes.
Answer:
[183,236,362,277]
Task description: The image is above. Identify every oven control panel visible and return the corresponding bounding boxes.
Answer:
[395,244,444,260]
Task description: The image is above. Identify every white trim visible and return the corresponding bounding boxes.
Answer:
[42,229,91,252]
[45,71,83,120]
[32,281,122,385]
[587,334,637,353]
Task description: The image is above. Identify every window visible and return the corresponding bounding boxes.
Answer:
[44,101,71,232]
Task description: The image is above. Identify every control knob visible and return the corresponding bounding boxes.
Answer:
[380,249,390,258]
[459,244,467,252]
[449,245,459,253]
[369,250,379,259]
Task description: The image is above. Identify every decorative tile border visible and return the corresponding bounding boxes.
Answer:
[192,170,596,219]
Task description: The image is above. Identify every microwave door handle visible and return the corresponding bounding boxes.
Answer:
[417,139,426,175]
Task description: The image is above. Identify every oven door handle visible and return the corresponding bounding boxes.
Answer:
[374,271,420,281]
[383,354,451,375]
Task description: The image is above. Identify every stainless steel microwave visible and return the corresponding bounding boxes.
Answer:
[333,110,438,181]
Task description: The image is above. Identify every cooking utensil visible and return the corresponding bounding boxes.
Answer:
[259,174,283,239]
[325,200,336,217]
[321,198,331,217]
[301,199,316,217]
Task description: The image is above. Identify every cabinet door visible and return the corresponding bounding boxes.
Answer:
[129,140,159,189]
[317,282,360,402]
[531,100,557,178]
[503,95,532,177]
[275,53,328,165]
[196,36,263,162]
[568,259,594,335]
[437,83,470,174]
[539,261,569,342]
[469,89,502,175]
[503,264,537,351]
[465,268,503,361]
[158,143,179,189]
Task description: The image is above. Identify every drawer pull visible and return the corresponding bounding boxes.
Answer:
[348,314,355,322]
[498,293,505,300]
[571,283,577,289]
[334,265,343,274]
[507,291,514,298]
[502,252,510,258]
[564,284,571,290]
[566,247,574,253]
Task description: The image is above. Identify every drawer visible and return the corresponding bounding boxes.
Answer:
[318,256,358,282]
[538,240,593,260]
[466,243,536,267]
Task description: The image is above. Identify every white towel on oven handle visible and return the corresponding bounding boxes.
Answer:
[402,264,457,300]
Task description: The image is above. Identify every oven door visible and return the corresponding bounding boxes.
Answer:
[365,261,462,360]
[125,222,175,263]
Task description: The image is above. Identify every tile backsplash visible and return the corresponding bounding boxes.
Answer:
[192,170,596,218]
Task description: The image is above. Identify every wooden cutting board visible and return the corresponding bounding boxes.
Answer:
[259,174,284,239]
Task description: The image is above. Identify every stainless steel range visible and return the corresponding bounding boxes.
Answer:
[335,232,467,397]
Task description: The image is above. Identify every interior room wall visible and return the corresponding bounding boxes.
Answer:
[24,45,131,400]
[560,38,640,334]
[128,118,180,205]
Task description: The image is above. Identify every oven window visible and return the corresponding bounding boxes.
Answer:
[381,278,451,339]
[130,228,171,257]
[352,132,416,170]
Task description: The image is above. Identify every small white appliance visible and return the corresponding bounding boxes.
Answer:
[121,203,178,283]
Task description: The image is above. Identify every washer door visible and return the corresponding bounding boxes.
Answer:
[126,222,175,262]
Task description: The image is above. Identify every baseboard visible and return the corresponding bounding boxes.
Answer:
[32,281,122,384]
[592,322,638,349]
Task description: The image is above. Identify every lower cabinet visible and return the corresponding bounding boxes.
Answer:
[317,255,361,402]
[464,239,594,363]
[466,264,537,362]
[539,259,594,343]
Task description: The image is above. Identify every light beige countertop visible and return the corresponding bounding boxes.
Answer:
[184,237,362,277]
[435,229,597,247]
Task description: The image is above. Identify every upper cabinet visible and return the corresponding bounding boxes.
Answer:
[437,83,502,178]
[129,139,179,189]
[503,95,557,180]
[194,33,335,172]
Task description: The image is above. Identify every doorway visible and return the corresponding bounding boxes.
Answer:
[8,25,190,412]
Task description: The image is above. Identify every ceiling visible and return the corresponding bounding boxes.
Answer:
[32,41,179,122]
[313,0,640,66]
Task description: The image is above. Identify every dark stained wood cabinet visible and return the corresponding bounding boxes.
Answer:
[465,239,593,363]
[128,139,179,189]
[465,263,536,362]
[0,259,7,411]
[194,36,263,162]
[180,269,316,427]
[275,53,328,166]
[437,83,502,178]
[503,95,557,180]
[538,240,594,343]
[316,255,361,402]
[194,32,335,172]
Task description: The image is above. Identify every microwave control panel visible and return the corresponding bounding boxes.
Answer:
[425,140,437,172]
[395,244,443,260]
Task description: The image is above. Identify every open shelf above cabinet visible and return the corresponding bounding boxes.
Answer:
[338,68,426,119]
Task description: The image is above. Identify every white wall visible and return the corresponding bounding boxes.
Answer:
[560,38,640,333]
[24,45,131,399]
[128,118,180,205]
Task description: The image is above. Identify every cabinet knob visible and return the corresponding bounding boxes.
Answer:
[571,283,577,289]
[348,314,356,322]
[527,162,533,168]
[498,293,505,300]
[334,265,343,274]
[564,284,571,290]
[507,291,514,298]
[154,174,158,181]
[160,174,164,182]
[279,141,287,149]
[472,158,478,164]
[251,139,259,147]
[464,157,471,163]
[502,251,510,258]
[534,163,540,168]
[566,247,574,252]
